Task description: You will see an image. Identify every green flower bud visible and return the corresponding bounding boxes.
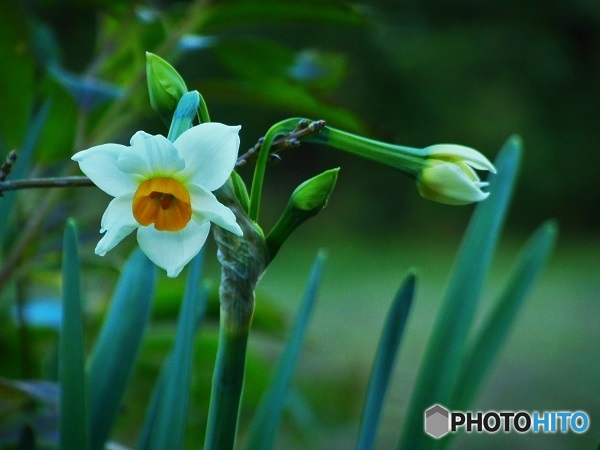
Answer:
[417,144,496,205]
[309,127,496,206]
[266,168,339,258]
[146,52,188,124]
[290,168,339,211]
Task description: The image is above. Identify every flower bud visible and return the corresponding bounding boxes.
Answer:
[290,168,339,212]
[266,168,339,258]
[417,144,496,205]
[146,52,188,124]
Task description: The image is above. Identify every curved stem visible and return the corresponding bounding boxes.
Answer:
[248,118,315,222]
[308,126,426,176]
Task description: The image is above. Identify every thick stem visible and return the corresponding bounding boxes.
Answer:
[205,316,251,450]
[205,181,269,450]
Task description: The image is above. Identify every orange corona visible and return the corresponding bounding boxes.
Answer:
[132,177,192,231]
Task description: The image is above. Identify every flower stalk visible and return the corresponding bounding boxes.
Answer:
[206,180,269,450]
[309,126,496,205]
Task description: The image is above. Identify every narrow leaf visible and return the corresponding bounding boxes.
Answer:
[357,272,416,450]
[244,251,326,450]
[87,248,156,450]
[449,220,557,411]
[398,136,521,450]
[59,219,88,450]
[0,101,51,241]
[145,252,207,450]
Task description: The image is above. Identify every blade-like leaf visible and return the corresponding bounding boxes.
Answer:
[449,220,557,412]
[357,272,416,450]
[143,252,207,450]
[398,136,521,450]
[0,101,51,242]
[87,248,156,450]
[244,251,326,450]
[59,219,88,450]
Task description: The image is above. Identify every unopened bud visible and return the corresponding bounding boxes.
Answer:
[146,52,188,124]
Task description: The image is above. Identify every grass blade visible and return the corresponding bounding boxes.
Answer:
[59,219,88,450]
[244,251,326,450]
[144,252,207,450]
[87,248,156,450]
[398,136,521,450]
[449,220,558,412]
[357,272,416,450]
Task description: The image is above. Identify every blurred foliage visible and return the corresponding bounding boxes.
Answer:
[1,0,597,233]
[0,0,597,448]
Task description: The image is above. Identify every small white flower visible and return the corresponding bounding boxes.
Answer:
[72,123,243,277]
[417,144,497,205]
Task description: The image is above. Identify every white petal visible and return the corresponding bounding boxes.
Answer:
[72,144,138,197]
[95,194,138,256]
[136,218,210,277]
[117,131,185,177]
[175,123,241,191]
[425,144,496,173]
[189,185,243,236]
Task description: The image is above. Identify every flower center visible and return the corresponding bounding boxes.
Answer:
[132,177,192,232]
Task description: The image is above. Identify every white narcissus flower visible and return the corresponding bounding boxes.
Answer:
[417,144,497,205]
[72,123,243,277]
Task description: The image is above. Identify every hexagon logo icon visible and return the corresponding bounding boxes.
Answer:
[425,404,450,439]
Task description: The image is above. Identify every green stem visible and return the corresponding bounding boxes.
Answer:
[205,318,251,450]
[206,181,270,450]
[248,118,300,222]
[308,126,426,176]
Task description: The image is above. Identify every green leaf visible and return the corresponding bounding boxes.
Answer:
[0,101,51,243]
[59,220,89,450]
[449,220,557,412]
[36,78,78,164]
[244,252,326,450]
[0,1,35,149]
[397,136,521,450]
[357,272,416,450]
[48,66,123,113]
[143,252,207,450]
[200,1,367,31]
[206,79,366,133]
[214,38,295,81]
[87,248,156,450]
